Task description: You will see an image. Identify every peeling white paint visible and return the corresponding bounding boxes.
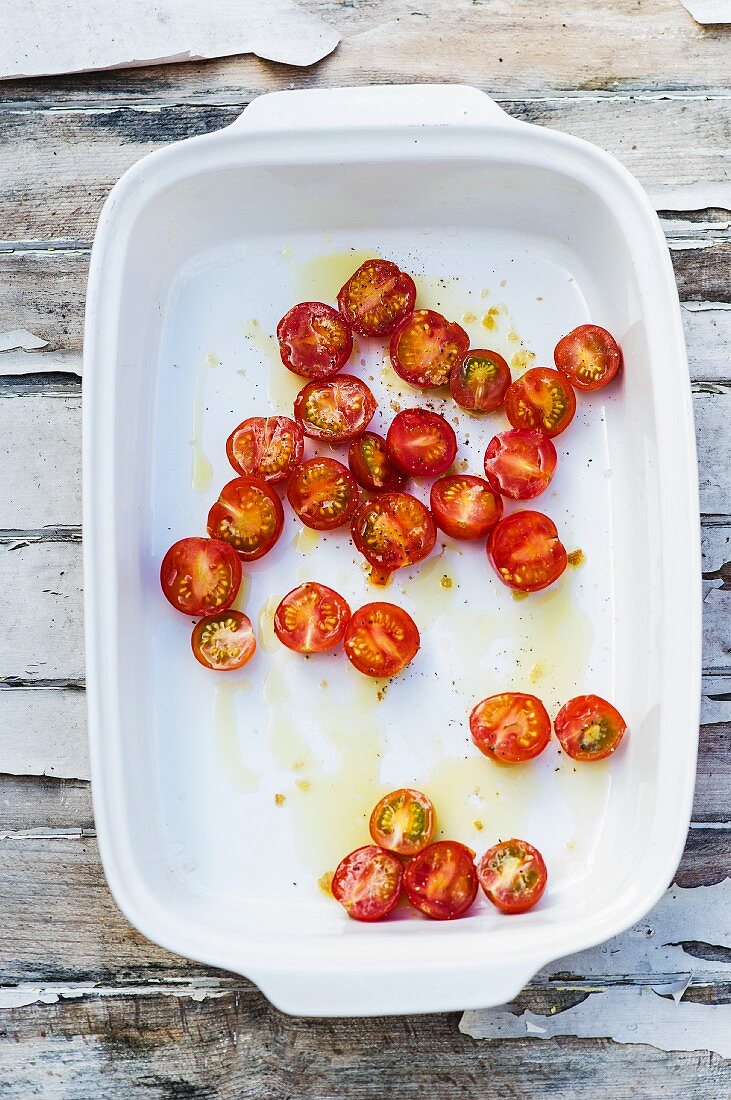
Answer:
[679,0,731,24]
[0,330,49,353]
[0,978,231,1009]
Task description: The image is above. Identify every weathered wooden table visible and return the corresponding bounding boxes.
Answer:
[1,2,730,1095]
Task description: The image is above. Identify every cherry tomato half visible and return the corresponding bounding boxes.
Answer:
[450,348,511,413]
[483,428,557,501]
[273,582,351,654]
[332,845,404,922]
[369,789,435,856]
[403,841,478,921]
[554,694,627,761]
[207,476,284,561]
[344,602,420,678]
[160,537,242,617]
[488,510,567,592]
[294,375,377,443]
[348,431,406,493]
[191,610,256,671]
[477,838,547,914]
[504,367,576,438]
[226,415,304,482]
[390,310,469,389]
[351,492,436,574]
[386,408,457,477]
[337,258,416,337]
[287,457,359,531]
[470,692,551,763]
[554,324,622,392]
[277,301,353,380]
[430,475,503,541]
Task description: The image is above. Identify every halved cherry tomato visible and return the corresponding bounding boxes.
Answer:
[351,492,436,574]
[277,301,352,379]
[207,476,284,561]
[430,475,503,541]
[273,582,351,654]
[483,428,557,501]
[488,510,567,592]
[293,375,377,443]
[386,408,457,477]
[369,789,435,856]
[337,259,416,337]
[191,610,256,671]
[160,537,242,617]
[450,348,511,412]
[343,602,420,678]
[226,415,304,482]
[331,845,404,922]
[477,838,547,914]
[554,695,627,761]
[470,692,551,763]
[554,324,622,392]
[287,457,359,531]
[403,840,478,921]
[390,310,469,388]
[348,431,406,493]
[504,367,576,438]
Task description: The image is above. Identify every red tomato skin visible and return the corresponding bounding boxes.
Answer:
[469,692,552,763]
[348,431,406,493]
[331,845,404,922]
[386,408,458,477]
[403,841,478,921]
[207,476,284,562]
[450,349,511,412]
[554,324,622,392]
[488,510,567,592]
[276,301,353,379]
[554,694,627,761]
[343,602,420,678]
[483,429,557,501]
[390,310,470,389]
[191,610,256,671]
[369,788,436,856]
[273,582,351,654]
[477,839,548,914]
[287,457,360,532]
[351,492,437,574]
[430,474,503,541]
[504,367,577,438]
[293,375,377,443]
[160,537,242,617]
[226,415,304,482]
[337,259,416,337]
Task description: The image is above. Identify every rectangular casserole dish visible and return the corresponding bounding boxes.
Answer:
[83,84,701,1017]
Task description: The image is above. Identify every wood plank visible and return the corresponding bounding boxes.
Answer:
[0,774,92,833]
[0,396,81,528]
[0,688,88,779]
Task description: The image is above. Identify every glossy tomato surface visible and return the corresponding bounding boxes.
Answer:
[430,475,502,540]
[160,537,242,617]
[273,582,351,654]
[277,301,352,379]
[404,841,478,921]
[483,428,557,500]
[331,845,403,922]
[226,415,304,482]
[351,491,436,574]
[207,476,284,561]
[470,692,551,763]
[294,375,377,443]
[369,789,435,856]
[477,838,547,914]
[348,431,406,493]
[489,510,567,592]
[504,367,576,438]
[337,259,416,337]
[287,457,359,531]
[554,695,627,761]
[390,310,469,388]
[191,610,256,671]
[344,602,420,678]
[386,408,457,477]
[450,348,511,412]
[555,324,622,391]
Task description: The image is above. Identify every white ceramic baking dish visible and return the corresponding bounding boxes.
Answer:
[84,85,701,1017]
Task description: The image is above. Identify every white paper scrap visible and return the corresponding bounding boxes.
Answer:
[0,329,49,352]
[680,0,731,23]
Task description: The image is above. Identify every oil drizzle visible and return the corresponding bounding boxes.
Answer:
[288,249,378,304]
[213,680,259,791]
[189,353,216,492]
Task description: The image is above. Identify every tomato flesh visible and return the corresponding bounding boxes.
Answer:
[450,348,511,412]
[483,428,557,501]
[386,408,457,477]
[226,415,304,482]
[160,537,242,617]
[554,694,627,761]
[369,789,435,856]
[390,310,469,389]
[287,457,359,531]
[332,845,404,922]
[337,259,416,337]
[274,582,351,654]
[504,367,576,438]
[191,610,256,671]
[403,840,478,921]
[344,602,420,678]
[477,838,547,914]
[430,474,502,541]
[348,431,406,493]
[555,324,622,392]
[207,476,284,561]
[277,301,352,379]
[489,509,567,592]
[351,491,436,575]
[294,375,377,442]
[470,692,551,763]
